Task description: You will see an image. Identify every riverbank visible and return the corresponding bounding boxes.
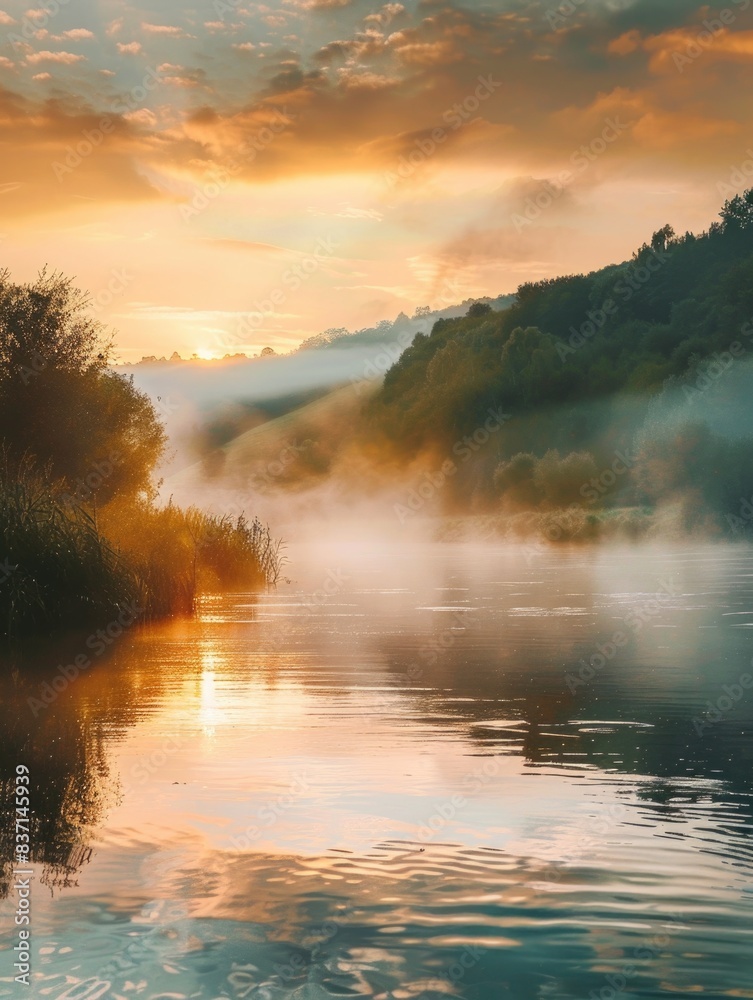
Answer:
[0,460,283,643]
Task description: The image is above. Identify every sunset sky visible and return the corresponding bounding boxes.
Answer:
[2,0,753,360]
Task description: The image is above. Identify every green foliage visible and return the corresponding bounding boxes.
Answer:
[370,190,753,453]
[0,270,166,505]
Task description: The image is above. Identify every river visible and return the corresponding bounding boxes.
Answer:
[1,540,752,999]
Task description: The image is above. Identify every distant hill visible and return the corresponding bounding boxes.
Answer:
[120,297,515,479]
[295,294,515,354]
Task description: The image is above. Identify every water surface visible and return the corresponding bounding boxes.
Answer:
[1,541,752,999]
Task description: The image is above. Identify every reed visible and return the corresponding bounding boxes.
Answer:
[0,457,138,639]
[0,460,284,642]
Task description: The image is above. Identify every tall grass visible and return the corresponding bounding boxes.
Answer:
[0,458,138,638]
[100,499,286,619]
[0,460,284,642]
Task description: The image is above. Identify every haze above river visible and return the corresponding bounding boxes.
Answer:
[2,540,752,999]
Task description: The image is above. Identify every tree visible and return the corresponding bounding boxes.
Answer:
[467,301,492,318]
[720,190,753,231]
[0,270,166,505]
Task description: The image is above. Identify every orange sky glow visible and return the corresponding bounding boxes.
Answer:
[1,0,753,360]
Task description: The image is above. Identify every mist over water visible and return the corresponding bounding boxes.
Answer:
[2,537,752,998]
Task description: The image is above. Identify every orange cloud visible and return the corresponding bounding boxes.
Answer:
[0,85,164,218]
[26,50,85,64]
[608,30,642,56]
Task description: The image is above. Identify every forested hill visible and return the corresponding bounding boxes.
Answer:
[362,192,753,538]
[370,191,753,451]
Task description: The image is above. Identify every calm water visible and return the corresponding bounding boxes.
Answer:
[1,540,753,1000]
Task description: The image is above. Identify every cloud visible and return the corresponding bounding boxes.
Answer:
[338,205,383,219]
[365,3,405,27]
[33,27,95,41]
[0,9,15,25]
[392,39,463,67]
[142,22,191,37]
[62,28,95,40]
[293,0,352,8]
[162,74,201,88]
[26,50,86,64]
[634,26,753,73]
[3,0,753,218]
[0,85,164,219]
[123,108,159,127]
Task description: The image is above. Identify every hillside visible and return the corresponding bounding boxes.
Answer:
[371,192,753,449]
[165,192,753,543]
[349,192,753,539]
